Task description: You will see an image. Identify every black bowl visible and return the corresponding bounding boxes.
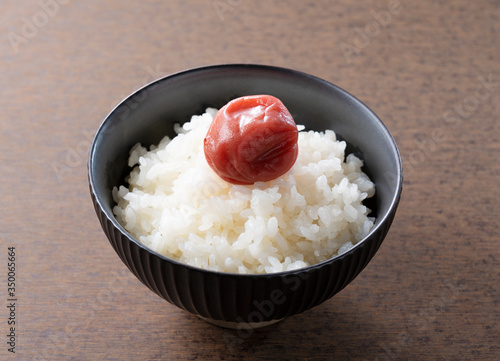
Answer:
[88,64,402,328]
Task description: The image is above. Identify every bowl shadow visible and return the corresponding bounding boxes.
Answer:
[170,293,390,361]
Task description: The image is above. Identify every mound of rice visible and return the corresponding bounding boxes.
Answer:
[113,108,375,274]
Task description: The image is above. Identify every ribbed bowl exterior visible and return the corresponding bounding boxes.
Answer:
[88,64,403,324]
[90,186,397,323]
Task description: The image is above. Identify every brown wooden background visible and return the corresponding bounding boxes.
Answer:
[1,1,498,360]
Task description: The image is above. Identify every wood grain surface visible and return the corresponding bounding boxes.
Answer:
[1,1,498,360]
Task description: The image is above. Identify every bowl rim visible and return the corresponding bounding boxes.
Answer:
[88,63,403,278]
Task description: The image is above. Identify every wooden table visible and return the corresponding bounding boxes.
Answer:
[1,1,498,360]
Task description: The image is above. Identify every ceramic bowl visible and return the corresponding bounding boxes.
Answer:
[88,64,403,328]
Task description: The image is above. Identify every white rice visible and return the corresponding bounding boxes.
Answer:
[113,108,375,274]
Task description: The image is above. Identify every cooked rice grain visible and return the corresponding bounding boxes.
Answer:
[113,108,375,274]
